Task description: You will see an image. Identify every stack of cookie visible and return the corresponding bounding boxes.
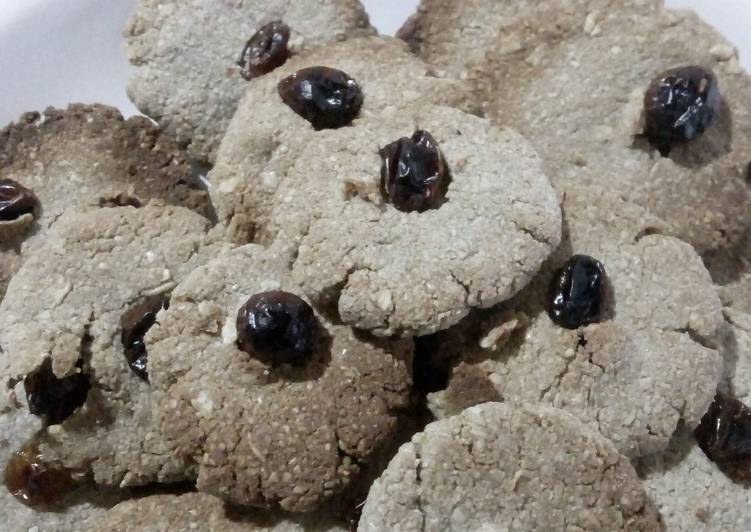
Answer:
[1,0,749,530]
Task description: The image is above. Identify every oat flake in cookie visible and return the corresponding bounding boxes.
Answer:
[428,186,723,458]
[358,402,660,531]
[145,243,412,512]
[0,104,210,300]
[401,0,751,259]
[87,492,347,532]
[0,203,227,488]
[124,0,373,163]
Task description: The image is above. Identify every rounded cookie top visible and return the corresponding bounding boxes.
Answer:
[217,99,561,336]
[358,402,660,532]
[427,186,723,458]
[488,7,751,256]
[124,0,373,163]
[87,492,346,532]
[0,203,226,488]
[145,243,412,512]
[210,35,474,244]
[403,1,751,256]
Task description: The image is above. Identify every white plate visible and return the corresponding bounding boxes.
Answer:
[0,0,748,126]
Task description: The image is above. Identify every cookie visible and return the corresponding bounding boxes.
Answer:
[401,1,751,258]
[145,243,412,512]
[0,407,118,532]
[636,310,751,530]
[87,492,346,532]
[426,186,723,458]
[638,430,751,532]
[213,63,560,335]
[210,35,474,245]
[358,402,660,531]
[124,0,374,163]
[0,104,211,300]
[0,203,226,488]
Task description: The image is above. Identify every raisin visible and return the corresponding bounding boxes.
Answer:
[278,66,363,130]
[380,130,449,212]
[695,394,751,482]
[547,255,608,329]
[644,66,720,152]
[121,294,169,381]
[24,358,90,425]
[236,291,318,365]
[4,445,75,507]
[238,20,291,80]
[0,179,37,222]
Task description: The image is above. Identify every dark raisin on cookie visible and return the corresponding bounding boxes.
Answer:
[24,358,90,425]
[644,66,720,152]
[380,130,449,212]
[4,445,75,507]
[238,20,291,81]
[0,179,38,222]
[121,294,170,381]
[695,394,751,482]
[236,291,318,365]
[277,66,363,130]
[547,255,608,329]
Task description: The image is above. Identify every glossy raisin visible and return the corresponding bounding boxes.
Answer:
[121,294,169,381]
[278,66,363,130]
[236,291,318,365]
[0,179,37,222]
[695,394,751,482]
[24,358,90,425]
[380,130,449,212]
[644,66,720,152]
[4,445,75,507]
[238,20,291,80]
[547,255,608,329]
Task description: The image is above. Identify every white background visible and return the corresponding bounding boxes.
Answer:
[0,0,749,126]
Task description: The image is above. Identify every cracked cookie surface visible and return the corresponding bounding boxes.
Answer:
[146,243,412,512]
[124,0,373,163]
[358,402,659,531]
[0,203,226,488]
[427,187,723,458]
